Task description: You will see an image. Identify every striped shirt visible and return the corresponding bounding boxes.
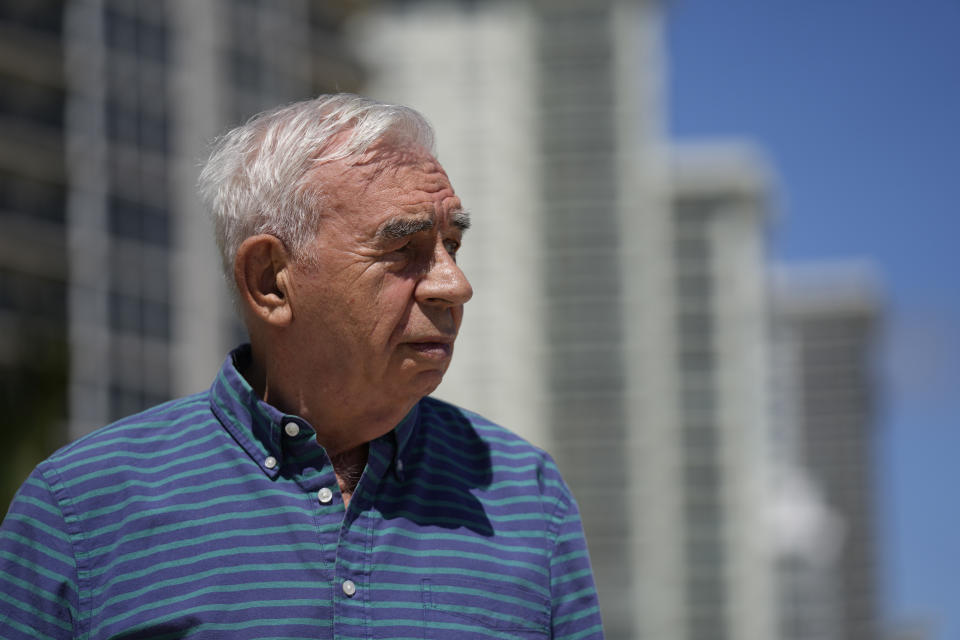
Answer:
[1,346,603,639]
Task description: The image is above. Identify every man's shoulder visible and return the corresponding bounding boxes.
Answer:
[45,391,214,471]
[415,396,574,517]
[419,396,546,455]
[416,396,566,484]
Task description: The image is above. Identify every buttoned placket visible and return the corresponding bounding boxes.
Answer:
[269,414,408,637]
[274,415,345,634]
[281,420,341,513]
[329,432,401,637]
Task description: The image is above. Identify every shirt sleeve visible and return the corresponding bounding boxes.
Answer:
[548,484,605,640]
[0,466,79,639]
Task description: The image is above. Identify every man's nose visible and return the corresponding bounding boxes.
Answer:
[416,244,473,307]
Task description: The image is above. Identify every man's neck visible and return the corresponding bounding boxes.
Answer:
[240,344,411,456]
[331,444,369,508]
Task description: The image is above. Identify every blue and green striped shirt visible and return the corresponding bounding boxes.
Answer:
[1,346,603,639]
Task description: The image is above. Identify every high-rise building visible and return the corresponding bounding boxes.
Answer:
[771,263,882,640]
[0,0,366,507]
[0,0,70,507]
[666,144,778,640]
[62,0,365,438]
[353,2,780,637]
[352,1,665,636]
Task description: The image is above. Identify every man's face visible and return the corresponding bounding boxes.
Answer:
[285,147,473,410]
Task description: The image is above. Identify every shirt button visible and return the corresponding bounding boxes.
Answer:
[342,579,357,597]
[317,487,334,504]
[264,456,277,469]
[396,459,404,473]
[284,422,300,437]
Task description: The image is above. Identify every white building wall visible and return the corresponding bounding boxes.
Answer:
[670,144,779,640]
[770,262,881,640]
[65,0,111,438]
[612,4,688,637]
[169,0,234,397]
[351,2,548,448]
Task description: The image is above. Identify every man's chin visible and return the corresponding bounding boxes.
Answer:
[409,367,447,398]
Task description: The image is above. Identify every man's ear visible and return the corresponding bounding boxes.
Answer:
[234,234,294,327]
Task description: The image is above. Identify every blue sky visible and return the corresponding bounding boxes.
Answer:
[666,1,960,637]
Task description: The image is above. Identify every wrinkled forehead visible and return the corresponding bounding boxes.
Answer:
[308,142,460,228]
[336,144,453,199]
[352,142,448,183]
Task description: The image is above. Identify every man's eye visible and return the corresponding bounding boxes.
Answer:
[444,239,460,256]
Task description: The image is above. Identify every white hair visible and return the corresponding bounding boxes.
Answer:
[198,93,436,287]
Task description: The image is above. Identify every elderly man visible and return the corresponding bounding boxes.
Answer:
[0,94,603,638]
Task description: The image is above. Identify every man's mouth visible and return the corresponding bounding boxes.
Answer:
[404,340,453,359]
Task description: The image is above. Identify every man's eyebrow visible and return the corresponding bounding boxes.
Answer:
[377,210,470,240]
[377,216,435,240]
[451,209,471,231]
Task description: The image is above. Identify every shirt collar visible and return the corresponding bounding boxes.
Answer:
[209,344,420,478]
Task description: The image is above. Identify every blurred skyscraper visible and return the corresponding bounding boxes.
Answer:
[771,263,881,640]
[351,1,664,636]
[61,0,364,439]
[0,0,365,506]
[353,2,779,638]
[667,145,778,640]
[0,0,69,507]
